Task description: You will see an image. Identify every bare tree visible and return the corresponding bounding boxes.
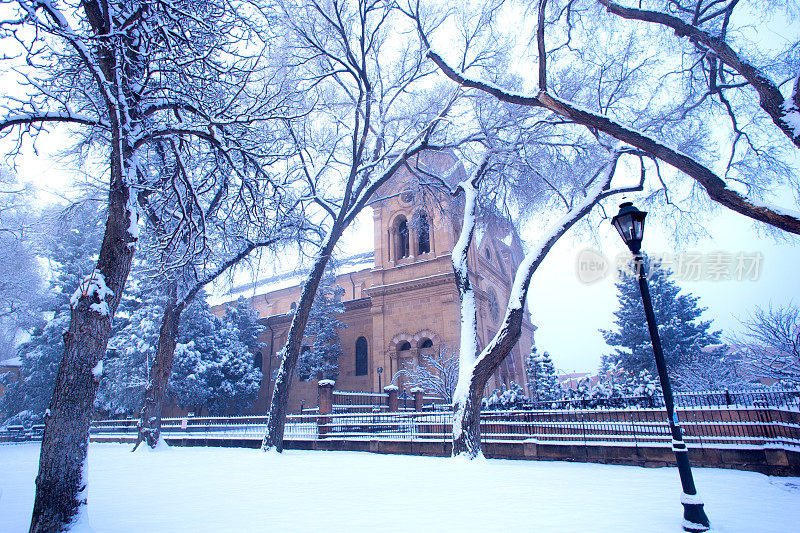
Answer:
[409,0,800,235]
[596,0,800,149]
[734,303,800,385]
[260,0,465,452]
[447,146,642,458]
[399,345,459,403]
[0,1,296,529]
[0,171,44,356]
[673,349,751,391]
[132,135,308,449]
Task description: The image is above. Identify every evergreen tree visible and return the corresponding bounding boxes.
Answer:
[525,347,560,403]
[97,288,263,418]
[298,266,346,381]
[96,276,161,416]
[524,346,540,397]
[534,352,559,402]
[600,257,726,390]
[0,206,103,424]
[169,292,262,416]
[224,296,266,366]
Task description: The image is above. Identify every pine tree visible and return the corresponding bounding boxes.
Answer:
[96,276,161,416]
[600,257,726,390]
[534,352,559,402]
[203,317,263,416]
[525,347,561,403]
[298,266,346,381]
[525,346,540,397]
[169,292,262,416]
[0,206,104,424]
[224,296,266,366]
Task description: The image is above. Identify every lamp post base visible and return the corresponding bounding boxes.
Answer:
[681,498,710,532]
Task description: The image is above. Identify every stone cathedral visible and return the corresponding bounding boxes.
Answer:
[214,151,535,414]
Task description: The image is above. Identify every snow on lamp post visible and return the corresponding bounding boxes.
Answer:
[611,202,710,533]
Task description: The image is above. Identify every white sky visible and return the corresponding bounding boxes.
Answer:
[527,209,800,373]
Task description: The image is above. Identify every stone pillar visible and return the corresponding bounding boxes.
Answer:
[385,385,399,412]
[412,387,424,412]
[317,380,335,439]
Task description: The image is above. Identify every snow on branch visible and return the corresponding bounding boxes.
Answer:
[0,111,109,133]
[597,0,800,148]
[70,270,114,316]
[422,47,800,235]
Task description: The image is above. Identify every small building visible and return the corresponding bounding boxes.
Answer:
[213,152,535,414]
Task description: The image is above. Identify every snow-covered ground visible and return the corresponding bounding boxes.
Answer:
[1,443,798,532]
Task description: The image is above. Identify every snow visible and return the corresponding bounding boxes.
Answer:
[383,384,398,391]
[212,251,374,306]
[781,97,800,138]
[748,198,800,221]
[1,356,21,367]
[784,110,800,137]
[681,492,705,505]
[318,379,335,386]
[451,174,481,440]
[91,360,103,379]
[70,270,114,316]
[125,189,140,244]
[2,442,799,532]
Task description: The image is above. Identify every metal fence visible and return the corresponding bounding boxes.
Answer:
[503,389,800,412]
[332,391,389,413]
[87,403,800,449]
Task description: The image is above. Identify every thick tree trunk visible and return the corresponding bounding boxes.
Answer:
[449,157,616,459]
[262,231,341,452]
[452,309,524,458]
[134,290,184,450]
[29,163,136,531]
[451,384,483,457]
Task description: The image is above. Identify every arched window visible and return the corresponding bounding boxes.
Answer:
[417,212,430,254]
[290,301,297,314]
[254,351,263,370]
[485,247,492,261]
[355,337,368,376]
[395,217,409,259]
[398,341,411,351]
[419,339,433,349]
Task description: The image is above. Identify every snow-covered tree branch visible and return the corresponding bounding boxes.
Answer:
[408,1,800,235]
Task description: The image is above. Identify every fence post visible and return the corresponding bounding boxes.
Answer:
[318,379,335,439]
[411,387,424,412]
[384,385,399,412]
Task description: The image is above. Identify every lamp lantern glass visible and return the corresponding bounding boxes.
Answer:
[611,202,647,252]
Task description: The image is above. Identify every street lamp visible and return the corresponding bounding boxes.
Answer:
[611,202,710,533]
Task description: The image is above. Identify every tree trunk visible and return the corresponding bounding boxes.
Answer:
[262,231,341,452]
[29,162,136,531]
[134,289,184,450]
[448,156,616,459]
[451,383,483,457]
[452,308,525,458]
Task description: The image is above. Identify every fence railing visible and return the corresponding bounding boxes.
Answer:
[332,390,389,413]
[501,389,800,412]
[87,405,800,450]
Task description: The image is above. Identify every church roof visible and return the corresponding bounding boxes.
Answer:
[214,251,375,303]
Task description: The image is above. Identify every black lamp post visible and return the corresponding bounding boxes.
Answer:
[611,202,710,533]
